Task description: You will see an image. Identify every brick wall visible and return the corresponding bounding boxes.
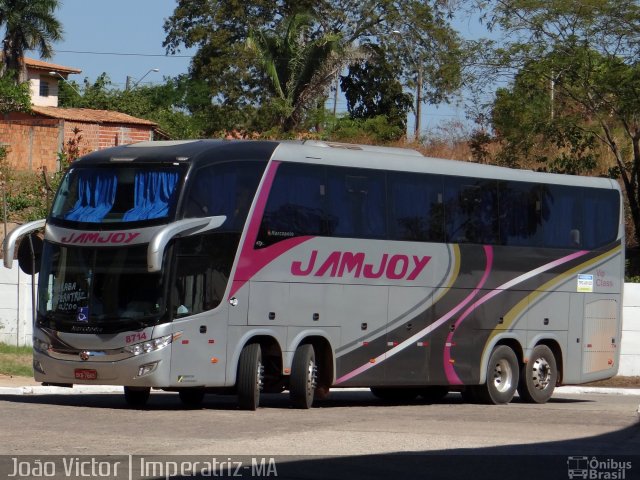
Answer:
[1,117,154,171]
[64,121,152,152]
[0,118,61,172]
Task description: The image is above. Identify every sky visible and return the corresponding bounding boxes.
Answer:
[40,0,492,135]
[46,0,194,90]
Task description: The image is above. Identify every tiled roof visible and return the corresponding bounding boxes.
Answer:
[31,106,157,127]
[24,57,81,74]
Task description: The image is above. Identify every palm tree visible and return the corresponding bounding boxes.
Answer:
[247,12,362,131]
[0,0,63,82]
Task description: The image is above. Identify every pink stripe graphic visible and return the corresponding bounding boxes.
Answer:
[443,248,588,384]
[443,246,493,384]
[335,247,589,385]
[230,161,312,298]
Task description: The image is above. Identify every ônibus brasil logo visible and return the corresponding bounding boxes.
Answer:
[567,456,632,479]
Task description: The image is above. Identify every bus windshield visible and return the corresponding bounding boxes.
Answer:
[37,242,166,332]
[51,165,183,224]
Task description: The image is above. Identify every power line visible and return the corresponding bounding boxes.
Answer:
[54,49,193,58]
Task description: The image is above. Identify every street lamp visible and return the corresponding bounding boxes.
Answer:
[126,68,159,90]
[49,71,81,96]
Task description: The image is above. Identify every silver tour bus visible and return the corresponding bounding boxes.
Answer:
[3,140,624,409]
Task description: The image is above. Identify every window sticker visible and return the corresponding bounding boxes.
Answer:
[577,274,594,293]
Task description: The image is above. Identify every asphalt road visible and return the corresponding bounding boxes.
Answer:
[1,389,639,479]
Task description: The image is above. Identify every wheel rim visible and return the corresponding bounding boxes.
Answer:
[531,357,552,390]
[256,361,264,395]
[492,358,513,393]
[306,360,318,396]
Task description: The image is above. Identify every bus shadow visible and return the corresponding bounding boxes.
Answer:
[0,389,593,411]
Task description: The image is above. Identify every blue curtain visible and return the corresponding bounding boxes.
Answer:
[123,171,179,221]
[65,171,117,222]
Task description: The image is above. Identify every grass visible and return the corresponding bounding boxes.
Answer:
[0,343,33,377]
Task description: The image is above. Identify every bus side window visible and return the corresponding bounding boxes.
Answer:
[582,188,620,249]
[326,167,386,239]
[444,177,499,244]
[183,162,264,231]
[498,181,543,247]
[388,172,444,242]
[256,163,326,248]
[171,234,235,317]
[541,185,583,248]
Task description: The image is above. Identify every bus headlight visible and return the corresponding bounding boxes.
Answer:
[33,338,50,353]
[124,334,174,356]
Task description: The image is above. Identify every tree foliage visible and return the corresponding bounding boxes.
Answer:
[163,0,463,132]
[340,44,414,136]
[58,74,207,139]
[0,71,30,113]
[246,12,361,131]
[0,0,63,81]
[479,0,640,243]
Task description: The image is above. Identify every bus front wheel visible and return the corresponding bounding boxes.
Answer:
[476,345,519,405]
[517,345,558,404]
[289,344,317,409]
[237,343,263,411]
[123,386,150,408]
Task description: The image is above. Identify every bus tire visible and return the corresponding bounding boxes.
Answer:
[179,388,205,407]
[476,345,519,405]
[237,343,263,411]
[124,386,150,408]
[290,344,317,409]
[370,387,419,402]
[517,345,557,404]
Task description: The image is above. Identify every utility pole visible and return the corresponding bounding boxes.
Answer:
[414,65,423,139]
[332,70,339,117]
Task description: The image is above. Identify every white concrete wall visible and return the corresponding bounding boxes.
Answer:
[0,266,36,347]
[1,268,640,376]
[621,283,640,375]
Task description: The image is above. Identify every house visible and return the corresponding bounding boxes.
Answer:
[0,57,161,172]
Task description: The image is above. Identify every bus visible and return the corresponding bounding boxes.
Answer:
[3,140,624,409]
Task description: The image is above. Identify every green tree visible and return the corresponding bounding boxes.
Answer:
[0,70,30,112]
[478,0,640,244]
[491,52,599,173]
[163,0,463,132]
[0,0,63,82]
[246,12,359,131]
[60,73,207,139]
[340,44,414,136]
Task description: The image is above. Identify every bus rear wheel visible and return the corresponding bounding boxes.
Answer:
[290,344,317,409]
[475,345,519,405]
[237,343,263,411]
[124,386,150,408]
[517,345,558,404]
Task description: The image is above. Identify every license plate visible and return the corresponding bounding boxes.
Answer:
[74,369,97,380]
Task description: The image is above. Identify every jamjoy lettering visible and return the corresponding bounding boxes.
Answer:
[61,232,141,245]
[291,250,431,281]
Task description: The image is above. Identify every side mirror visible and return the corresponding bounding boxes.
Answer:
[3,219,46,270]
[17,233,43,275]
